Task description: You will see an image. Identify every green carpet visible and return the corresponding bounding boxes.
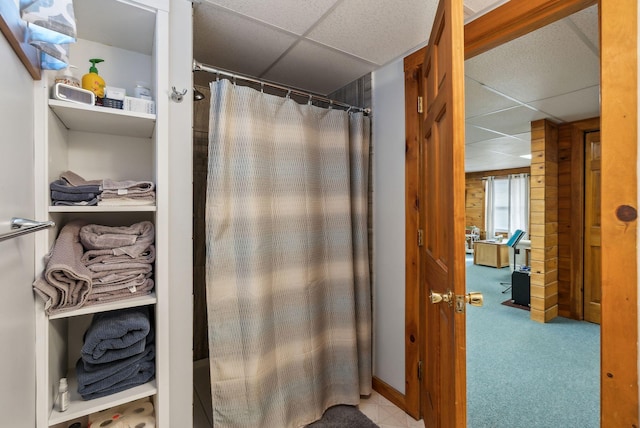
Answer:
[465,255,600,428]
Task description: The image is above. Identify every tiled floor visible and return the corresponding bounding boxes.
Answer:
[193,359,424,428]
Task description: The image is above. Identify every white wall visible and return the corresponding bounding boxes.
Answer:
[371,59,407,393]
[0,30,36,426]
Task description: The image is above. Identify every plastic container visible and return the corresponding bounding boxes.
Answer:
[81,58,106,100]
[55,65,80,88]
[58,378,69,412]
[133,82,152,100]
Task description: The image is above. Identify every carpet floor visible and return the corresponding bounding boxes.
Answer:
[466,255,600,428]
[306,405,378,427]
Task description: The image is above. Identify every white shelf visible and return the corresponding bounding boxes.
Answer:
[49,205,157,213]
[48,371,156,426]
[49,293,157,320]
[49,100,156,138]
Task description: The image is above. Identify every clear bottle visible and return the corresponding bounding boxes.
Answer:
[58,377,69,412]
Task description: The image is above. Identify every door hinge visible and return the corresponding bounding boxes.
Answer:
[417,229,424,247]
[418,360,423,380]
[417,96,424,114]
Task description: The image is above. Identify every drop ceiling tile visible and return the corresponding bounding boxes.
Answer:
[465,76,519,118]
[262,40,374,95]
[199,0,340,35]
[467,106,548,136]
[567,5,599,52]
[465,123,504,144]
[469,137,530,156]
[464,17,599,103]
[194,5,298,78]
[306,0,436,65]
[528,85,600,123]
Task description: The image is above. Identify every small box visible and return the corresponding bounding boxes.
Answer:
[102,98,124,109]
[105,86,126,101]
[123,96,155,114]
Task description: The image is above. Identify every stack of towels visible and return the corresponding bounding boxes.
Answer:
[80,221,155,305]
[76,307,155,400]
[33,220,155,315]
[49,171,155,206]
[50,171,101,206]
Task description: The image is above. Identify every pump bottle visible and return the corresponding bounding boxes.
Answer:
[82,58,106,104]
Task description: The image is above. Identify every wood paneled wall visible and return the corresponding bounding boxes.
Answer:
[529,119,559,322]
[465,167,530,234]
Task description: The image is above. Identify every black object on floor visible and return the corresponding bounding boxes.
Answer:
[511,271,531,306]
[306,405,378,427]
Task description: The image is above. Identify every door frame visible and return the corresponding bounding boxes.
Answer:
[403,0,638,425]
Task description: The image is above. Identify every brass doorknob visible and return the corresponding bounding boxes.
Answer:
[464,291,483,307]
[430,290,454,305]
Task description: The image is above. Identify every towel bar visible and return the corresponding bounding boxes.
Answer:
[0,217,55,242]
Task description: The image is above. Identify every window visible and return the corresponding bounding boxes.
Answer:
[485,174,529,238]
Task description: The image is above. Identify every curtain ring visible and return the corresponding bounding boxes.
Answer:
[329,100,333,110]
[233,75,237,86]
[286,89,291,99]
[308,94,312,105]
[261,82,264,93]
[215,72,219,82]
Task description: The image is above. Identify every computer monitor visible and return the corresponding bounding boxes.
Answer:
[505,229,526,248]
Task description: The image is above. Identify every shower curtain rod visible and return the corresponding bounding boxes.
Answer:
[193,60,371,114]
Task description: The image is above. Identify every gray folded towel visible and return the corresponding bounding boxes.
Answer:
[82,245,155,266]
[51,190,99,202]
[52,197,99,206]
[50,178,101,195]
[81,307,151,365]
[85,279,154,305]
[76,345,155,400]
[60,170,102,187]
[32,220,93,315]
[79,221,155,258]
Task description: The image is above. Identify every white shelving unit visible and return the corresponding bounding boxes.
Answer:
[34,1,170,426]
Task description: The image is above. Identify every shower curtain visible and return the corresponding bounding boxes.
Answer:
[205,79,372,427]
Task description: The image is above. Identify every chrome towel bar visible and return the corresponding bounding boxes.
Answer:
[0,217,55,243]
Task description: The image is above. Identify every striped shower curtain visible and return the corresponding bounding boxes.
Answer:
[205,79,372,427]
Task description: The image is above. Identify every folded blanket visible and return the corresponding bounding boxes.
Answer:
[60,170,102,187]
[32,220,92,315]
[76,347,155,400]
[79,221,155,258]
[81,307,151,364]
[85,279,154,305]
[82,245,155,266]
[50,178,101,195]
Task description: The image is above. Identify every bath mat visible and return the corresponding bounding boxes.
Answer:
[306,405,378,427]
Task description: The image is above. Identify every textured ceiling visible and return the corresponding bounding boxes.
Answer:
[193,1,600,172]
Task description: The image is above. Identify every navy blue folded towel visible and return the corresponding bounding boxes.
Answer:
[81,307,151,365]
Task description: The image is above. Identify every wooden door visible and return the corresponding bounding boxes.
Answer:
[420,0,466,426]
[583,131,601,323]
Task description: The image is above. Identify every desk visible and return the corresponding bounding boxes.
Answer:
[473,241,509,268]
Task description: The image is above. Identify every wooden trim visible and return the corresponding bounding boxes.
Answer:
[464,0,597,59]
[0,2,40,80]
[465,166,530,179]
[569,118,599,319]
[403,47,424,420]
[372,376,407,412]
[600,0,639,425]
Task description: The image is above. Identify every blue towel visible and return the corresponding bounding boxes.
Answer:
[50,178,101,194]
[81,307,151,364]
[76,350,155,400]
[51,190,99,202]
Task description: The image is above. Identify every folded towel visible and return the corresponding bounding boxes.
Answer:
[82,245,155,266]
[60,170,102,187]
[102,178,155,194]
[76,347,155,400]
[98,197,156,206]
[53,198,99,206]
[77,343,154,382]
[81,307,151,364]
[86,279,154,304]
[80,221,155,258]
[32,220,93,315]
[50,178,101,195]
[51,190,100,202]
